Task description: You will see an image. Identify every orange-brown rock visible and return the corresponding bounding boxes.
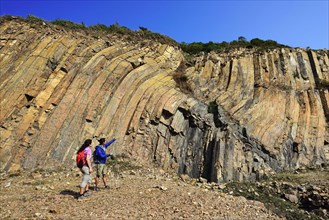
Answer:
[0,17,328,182]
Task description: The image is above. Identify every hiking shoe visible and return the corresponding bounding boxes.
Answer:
[84,190,92,196]
[77,194,89,201]
[94,187,100,192]
[104,185,110,190]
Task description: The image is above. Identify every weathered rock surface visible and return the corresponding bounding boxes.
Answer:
[0,17,328,182]
[185,49,329,174]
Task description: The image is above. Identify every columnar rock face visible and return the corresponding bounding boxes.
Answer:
[0,18,328,182]
[185,49,329,173]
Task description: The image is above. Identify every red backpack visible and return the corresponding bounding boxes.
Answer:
[76,150,86,168]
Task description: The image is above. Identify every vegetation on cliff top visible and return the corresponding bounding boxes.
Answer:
[1,15,292,54]
[181,36,290,54]
[0,15,179,46]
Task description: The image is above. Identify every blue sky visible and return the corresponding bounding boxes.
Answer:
[0,1,328,49]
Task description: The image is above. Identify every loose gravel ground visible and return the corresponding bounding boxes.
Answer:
[0,168,284,220]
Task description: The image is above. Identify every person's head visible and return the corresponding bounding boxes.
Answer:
[84,139,92,146]
[98,138,106,145]
[77,139,92,153]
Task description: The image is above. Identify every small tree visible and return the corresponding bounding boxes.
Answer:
[139,26,148,32]
[250,38,264,46]
[238,36,247,42]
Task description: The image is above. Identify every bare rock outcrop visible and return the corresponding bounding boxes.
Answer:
[0,17,328,183]
[185,49,329,174]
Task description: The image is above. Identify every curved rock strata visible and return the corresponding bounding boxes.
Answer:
[0,18,328,182]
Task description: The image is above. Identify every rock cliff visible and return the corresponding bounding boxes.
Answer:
[0,17,328,182]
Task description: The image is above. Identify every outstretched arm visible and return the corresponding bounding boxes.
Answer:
[104,138,116,148]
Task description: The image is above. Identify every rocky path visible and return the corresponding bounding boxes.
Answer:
[0,167,283,220]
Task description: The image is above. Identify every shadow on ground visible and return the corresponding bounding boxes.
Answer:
[60,190,78,198]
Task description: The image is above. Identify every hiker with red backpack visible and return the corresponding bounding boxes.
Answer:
[76,139,93,200]
[93,137,116,191]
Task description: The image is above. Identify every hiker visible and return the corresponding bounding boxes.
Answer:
[76,139,93,200]
[94,137,116,191]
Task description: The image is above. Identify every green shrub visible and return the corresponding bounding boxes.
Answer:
[90,22,130,36]
[172,62,193,94]
[51,19,85,29]
[89,24,108,31]
[139,26,148,32]
[106,157,142,176]
[250,38,264,46]
[26,15,44,24]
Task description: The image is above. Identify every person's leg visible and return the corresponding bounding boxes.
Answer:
[85,182,89,191]
[94,164,101,191]
[101,164,109,188]
[79,187,85,195]
[79,166,90,199]
[95,176,99,187]
[84,168,92,195]
[102,174,107,187]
